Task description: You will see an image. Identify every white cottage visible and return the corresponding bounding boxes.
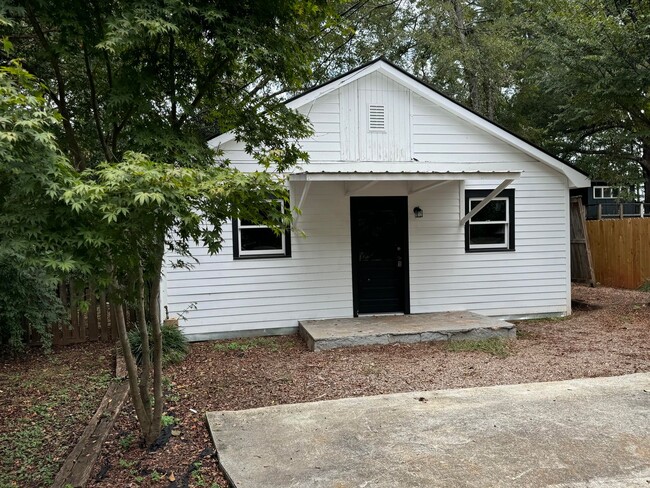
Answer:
[163,58,590,341]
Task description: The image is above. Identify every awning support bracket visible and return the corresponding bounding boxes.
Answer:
[293,181,311,226]
[345,180,378,196]
[408,180,454,195]
[459,179,514,226]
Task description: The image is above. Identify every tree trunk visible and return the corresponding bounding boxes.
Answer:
[136,265,152,416]
[449,0,481,112]
[145,242,166,445]
[112,280,152,438]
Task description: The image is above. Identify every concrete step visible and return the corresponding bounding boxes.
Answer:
[299,311,516,351]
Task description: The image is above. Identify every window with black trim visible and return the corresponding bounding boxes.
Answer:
[232,200,291,259]
[465,189,515,252]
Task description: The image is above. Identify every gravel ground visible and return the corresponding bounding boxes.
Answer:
[90,284,650,487]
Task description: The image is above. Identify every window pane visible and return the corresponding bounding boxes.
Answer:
[241,201,284,226]
[241,228,283,252]
[594,188,603,198]
[469,223,507,245]
[470,199,507,222]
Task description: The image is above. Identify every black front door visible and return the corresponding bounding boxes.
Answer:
[351,196,409,315]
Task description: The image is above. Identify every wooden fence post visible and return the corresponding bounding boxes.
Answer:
[100,292,109,342]
[88,281,99,341]
[570,197,596,286]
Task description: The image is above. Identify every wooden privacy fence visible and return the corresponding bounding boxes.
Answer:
[26,281,133,346]
[54,282,116,345]
[586,218,650,289]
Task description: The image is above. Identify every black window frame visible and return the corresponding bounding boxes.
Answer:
[232,200,292,260]
[464,189,515,253]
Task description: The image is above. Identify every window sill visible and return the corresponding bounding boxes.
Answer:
[234,253,291,260]
[465,248,516,253]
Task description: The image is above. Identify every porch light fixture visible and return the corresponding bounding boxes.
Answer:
[413,206,423,218]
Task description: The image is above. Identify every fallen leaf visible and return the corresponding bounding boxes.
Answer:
[169,471,175,481]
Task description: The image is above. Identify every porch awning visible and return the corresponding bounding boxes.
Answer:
[288,163,522,226]
[288,162,522,182]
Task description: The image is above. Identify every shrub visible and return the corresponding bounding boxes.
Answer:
[128,323,189,366]
[0,254,66,354]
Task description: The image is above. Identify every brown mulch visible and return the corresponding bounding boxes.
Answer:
[0,342,114,487]
[89,285,650,488]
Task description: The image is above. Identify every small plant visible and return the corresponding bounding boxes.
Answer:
[213,337,279,352]
[192,462,206,487]
[446,338,513,358]
[150,470,163,482]
[128,323,189,366]
[638,280,650,292]
[119,433,135,450]
[161,414,176,428]
[118,458,136,469]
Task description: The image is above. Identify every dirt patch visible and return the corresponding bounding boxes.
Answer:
[89,284,650,487]
[0,342,114,487]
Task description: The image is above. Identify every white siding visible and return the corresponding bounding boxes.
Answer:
[165,182,353,337]
[407,164,569,318]
[165,75,572,339]
[355,72,411,161]
[297,92,341,161]
[221,91,341,170]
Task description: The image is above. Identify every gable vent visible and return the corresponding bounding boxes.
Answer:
[368,104,386,131]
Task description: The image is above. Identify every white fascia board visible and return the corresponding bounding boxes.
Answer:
[291,161,521,174]
[207,131,234,148]
[289,171,521,182]
[284,63,382,110]
[373,64,590,189]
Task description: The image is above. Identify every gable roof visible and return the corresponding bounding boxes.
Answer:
[208,58,590,188]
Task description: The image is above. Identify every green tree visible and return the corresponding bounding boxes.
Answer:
[61,153,294,445]
[5,0,332,171]
[316,0,524,120]
[0,51,70,353]
[504,0,650,197]
[2,1,340,444]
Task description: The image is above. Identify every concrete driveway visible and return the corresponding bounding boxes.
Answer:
[207,373,650,487]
